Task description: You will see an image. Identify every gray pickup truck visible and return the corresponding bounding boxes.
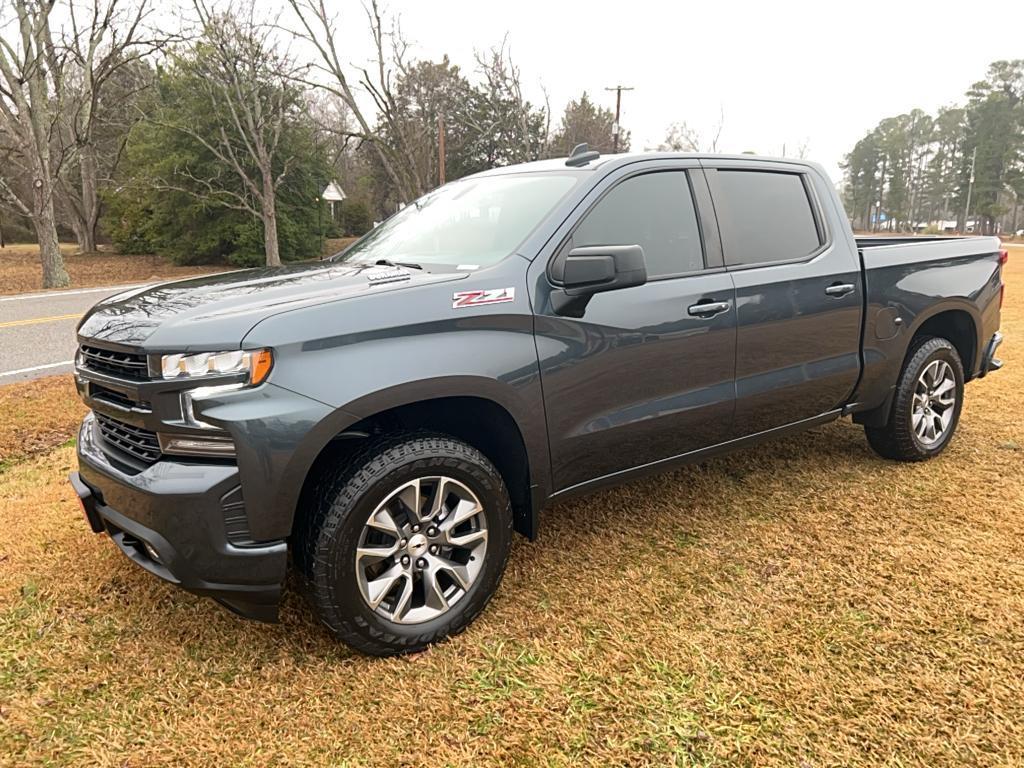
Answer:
[70,149,1006,655]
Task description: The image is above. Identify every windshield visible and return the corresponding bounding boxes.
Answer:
[336,173,580,269]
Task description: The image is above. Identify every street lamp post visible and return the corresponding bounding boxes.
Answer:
[963,145,977,234]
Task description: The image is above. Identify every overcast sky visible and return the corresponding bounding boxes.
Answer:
[294,0,1024,183]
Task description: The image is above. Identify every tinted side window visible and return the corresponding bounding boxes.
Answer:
[712,171,822,266]
[571,171,704,278]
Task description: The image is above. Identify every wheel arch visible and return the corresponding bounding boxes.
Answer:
[854,304,978,428]
[288,378,549,542]
[907,306,979,379]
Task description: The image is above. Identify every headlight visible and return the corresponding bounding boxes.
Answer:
[161,349,273,385]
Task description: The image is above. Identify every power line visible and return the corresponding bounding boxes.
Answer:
[438,114,446,186]
[604,85,634,153]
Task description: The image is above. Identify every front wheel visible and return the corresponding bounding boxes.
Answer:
[295,432,513,656]
[864,336,965,461]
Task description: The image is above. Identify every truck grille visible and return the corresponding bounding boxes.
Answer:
[95,413,161,465]
[90,383,151,412]
[79,344,150,380]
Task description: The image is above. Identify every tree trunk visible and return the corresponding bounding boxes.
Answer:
[261,172,281,267]
[69,215,87,253]
[33,173,69,288]
[79,144,100,253]
[875,157,887,233]
[263,209,281,267]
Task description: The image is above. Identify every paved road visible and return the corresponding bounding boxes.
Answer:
[0,284,151,383]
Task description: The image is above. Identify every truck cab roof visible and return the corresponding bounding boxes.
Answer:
[471,151,831,181]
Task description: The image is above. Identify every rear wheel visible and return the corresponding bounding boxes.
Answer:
[295,432,513,656]
[864,336,964,461]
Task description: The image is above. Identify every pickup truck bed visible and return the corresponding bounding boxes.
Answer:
[853,234,1004,427]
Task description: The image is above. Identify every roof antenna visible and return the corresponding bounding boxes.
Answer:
[566,142,600,167]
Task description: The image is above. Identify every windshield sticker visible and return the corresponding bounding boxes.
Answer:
[453,287,515,309]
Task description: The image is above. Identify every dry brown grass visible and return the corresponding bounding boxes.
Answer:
[323,236,359,257]
[0,245,230,295]
[0,247,1022,766]
[0,376,86,467]
[0,239,358,295]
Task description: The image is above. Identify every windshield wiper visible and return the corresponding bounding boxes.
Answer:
[373,258,423,270]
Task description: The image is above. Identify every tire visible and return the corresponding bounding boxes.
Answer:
[295,431,513,656]
[864,336,965,461]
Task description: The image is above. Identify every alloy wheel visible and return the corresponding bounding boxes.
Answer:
[911,359,956,446]
[355,476,488,624]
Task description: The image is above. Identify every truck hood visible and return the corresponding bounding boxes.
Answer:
[77,261,465,350]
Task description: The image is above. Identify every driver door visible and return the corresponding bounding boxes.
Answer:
[531,164,738,492]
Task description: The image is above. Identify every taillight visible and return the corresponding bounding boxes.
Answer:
[999,249,1009,266]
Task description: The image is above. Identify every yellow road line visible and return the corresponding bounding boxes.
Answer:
[0,312,81,329]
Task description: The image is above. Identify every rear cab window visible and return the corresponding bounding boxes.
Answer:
[709,170,823,267]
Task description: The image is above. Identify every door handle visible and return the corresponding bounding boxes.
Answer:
[825,283,855,297]
[687,300,731,317]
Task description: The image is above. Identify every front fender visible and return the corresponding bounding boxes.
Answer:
[189,383,356,542]
[286,373,552,534]
[237,258,547,540]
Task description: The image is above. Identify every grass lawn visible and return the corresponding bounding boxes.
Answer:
[0,238,355,296]
[0,244,231,296]
[0,246,1021,766]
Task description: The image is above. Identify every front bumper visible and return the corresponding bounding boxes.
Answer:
[72,413,287,621]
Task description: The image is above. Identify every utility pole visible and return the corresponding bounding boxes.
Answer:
[963,145,977,233]
[438,114,447,186]
[313,133,323,257]
[605,85,634,153]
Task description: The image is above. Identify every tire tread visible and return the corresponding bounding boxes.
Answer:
[864,336,964,462]
[294,431,512,656]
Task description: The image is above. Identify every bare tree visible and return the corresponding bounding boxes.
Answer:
[305,88,354,169]
[146,2,303,267]
[287,2,553,204]
[287,0,431,202]
[57,0,165,253]
[659,110,725,153]
[659,122,701,152]
[0,0,70,287]
[468,39,549,166]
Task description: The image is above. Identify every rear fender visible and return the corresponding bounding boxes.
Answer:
[851,298,983,426]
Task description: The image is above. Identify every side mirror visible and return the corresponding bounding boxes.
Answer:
[551,244,647,317]
[561,245,647,296]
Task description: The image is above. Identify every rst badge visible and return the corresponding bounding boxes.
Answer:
[452,287,515,309]
[366,267,411,284]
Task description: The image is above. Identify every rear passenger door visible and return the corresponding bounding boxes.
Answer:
[532,162,738,492]
[703,162,863,437]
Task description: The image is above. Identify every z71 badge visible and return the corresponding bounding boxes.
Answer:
[452,287,515,309]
